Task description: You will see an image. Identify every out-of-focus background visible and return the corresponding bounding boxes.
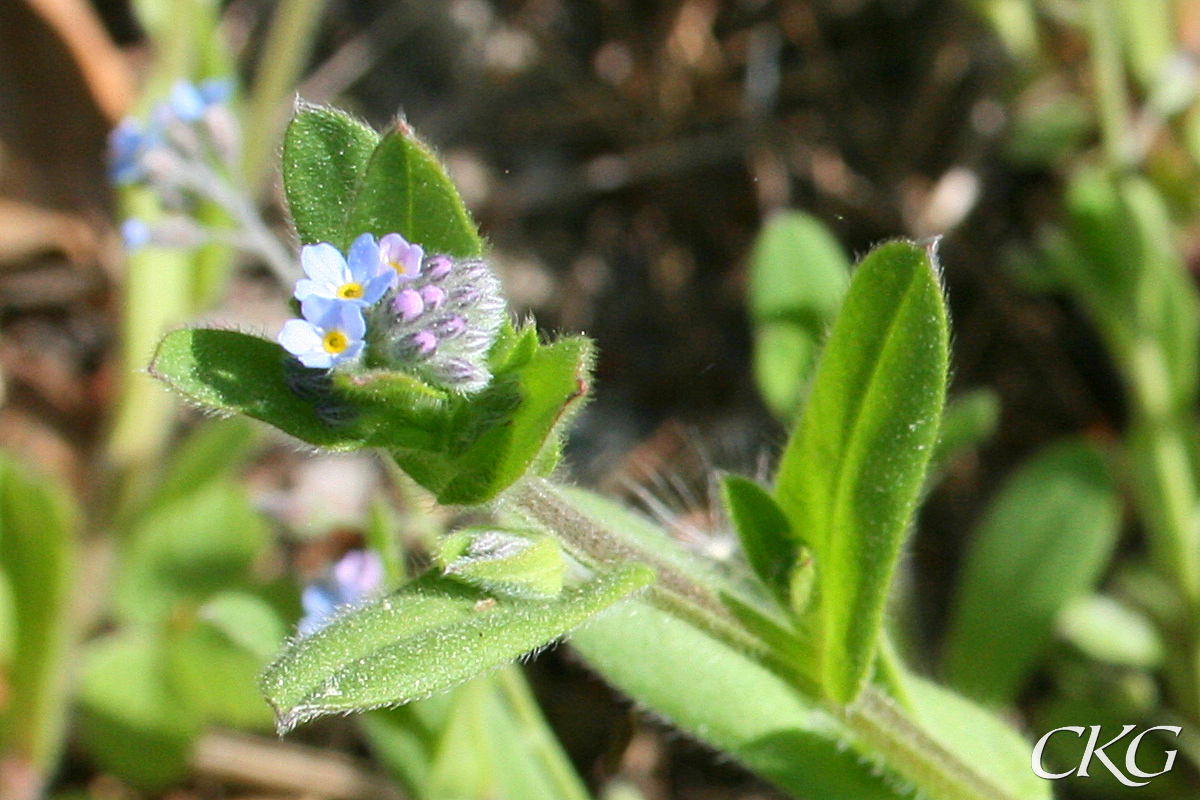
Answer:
[2,0,1199,798]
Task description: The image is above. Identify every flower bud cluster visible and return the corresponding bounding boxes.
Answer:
[278,232,506,394]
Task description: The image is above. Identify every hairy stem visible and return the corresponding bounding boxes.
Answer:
[510,478,1022,800]
[845,688,1023,800]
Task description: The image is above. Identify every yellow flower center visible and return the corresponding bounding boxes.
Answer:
[322,330,349,354]
[337,282,364,299]
[387,260,404,274]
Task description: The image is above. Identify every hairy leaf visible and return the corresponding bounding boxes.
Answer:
[722,475,797,609]
[346,121,483,258]
[570,600,907,799]
[283,101,380,248]
[262,564,652,733]
[773,240,949,704]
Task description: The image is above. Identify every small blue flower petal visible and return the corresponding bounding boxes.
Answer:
[299,243,350,288]
[296,551,385,637]
[198,77,234,106]
[346,233,381,279]
[120,218,151,250]
[295,241,384,306]
[282,298,367,369]
[298,584,339,636]
[278,318,332,369]
[361,273,393,305]
[108,119,148,184]
[169,81,207,122]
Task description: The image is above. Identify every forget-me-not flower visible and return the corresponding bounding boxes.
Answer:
[108,119,154,184]
[120,219,151,250]
[379,232,425,284]
[294,234,392,306]
[298,550,384,636]
[279,297,367,369]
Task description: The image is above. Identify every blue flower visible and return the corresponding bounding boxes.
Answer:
[108,119,153,184]
[278,297,367,369]
[294,234,392,306]
[298,550,384,636]
[167,78,232,122]
[120,219,151,250]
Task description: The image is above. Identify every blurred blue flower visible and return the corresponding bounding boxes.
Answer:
[298,550,384,636]
[167,78,233,122]
[120,218,151,250]
[294,234,392,306]
[108,119,153,184]
[278,296,367,369]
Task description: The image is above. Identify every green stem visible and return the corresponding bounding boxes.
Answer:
[1087,0,1131,169]
[242,0,327,191]
[508,480,801,685]
[1128,343,1200,604]
[844,688,1023,800]
[495,667,592,800]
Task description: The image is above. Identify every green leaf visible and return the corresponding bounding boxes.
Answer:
[1056,594,1164,668]
[905,676,1053,800]
[283,101,380,248]
[427,669,589,800]
[261,563,653,733]
[346,121,483,258]
[361,694,455,797]
[569,600,907,800]
[772,240,949,704]
[79,631,199,790]
[748,211,850,421]
[150,328,592,505]
[0,452,77,772]
[753,323,818,422]
[721,475,797,609]
[1119,176,1200,411]
[150,328,454,452]
[748,211,850,323]
[943,439,1121,705]
[165,618,276,730]
[366,497,405,587]
[114,480,267,624]
[199,591,288,662]
[390,335,592,505]
[151,328,381,449]
[363,669,589,800]
[1056,170,1200,414]
[136,417,258,518]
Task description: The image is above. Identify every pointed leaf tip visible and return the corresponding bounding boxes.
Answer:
[261,563,653,732]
